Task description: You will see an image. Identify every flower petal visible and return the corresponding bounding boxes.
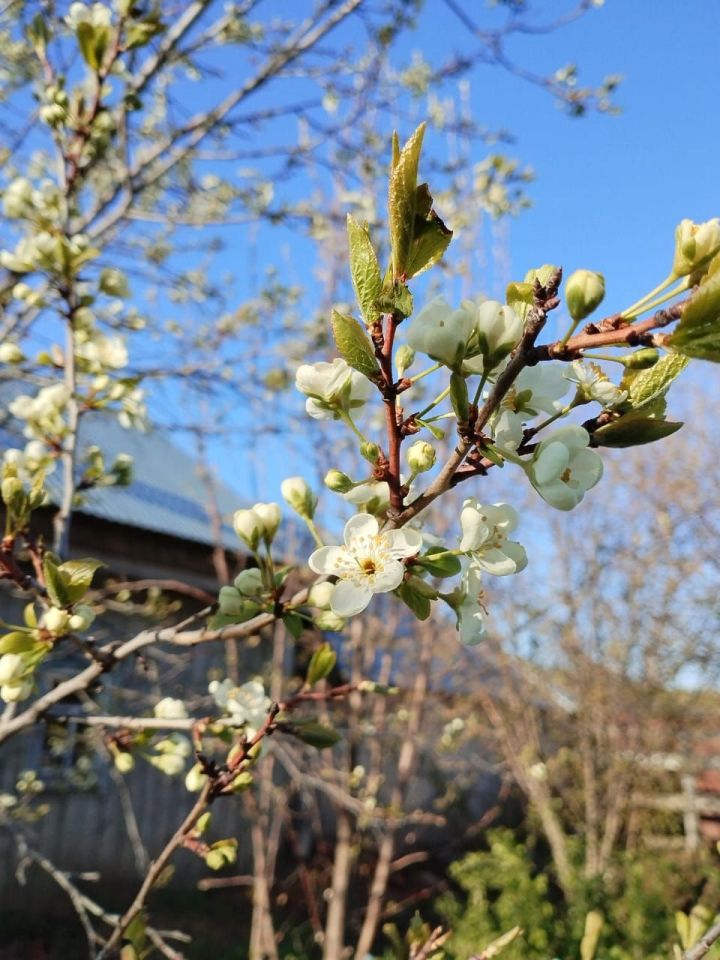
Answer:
[474,547,517,577]
[309,546,345,575]
[330,581,373,617]
[344,513,379,545]
[371,559,406,593]
[384,527,422,558]
[533,442,569,485]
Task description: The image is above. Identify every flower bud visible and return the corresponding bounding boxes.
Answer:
[154,697,188,720]
[68,604,95,632]
[251,502,281,544]
[43,607,71,636]
[281,476,317,520]
[360,441,380,464]
[233,568,264,596]
[218,586,245,616]
[395,345,415,376]
[324,469,354,493]
[0,342,24,364]
[233,508,262,551]
[406,440,436,473]
[308,581,334,609]
[0,653,26,684]
[565,269,605,322]
[1,476,24,510]
[114,751,135,774]
[185,763,207,792]
[620,348,659,369]
[314,610,346,632]
[673,218,720,278]
[1,678,33,702]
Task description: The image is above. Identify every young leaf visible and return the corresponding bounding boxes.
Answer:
[43,556,70,607]
[307,642,336,685]
[291,720,341,749]
[0,631,37,655]
[376,278,413,318]
[593,413,683,447]
[626,352,689,409]
[396,580,433,620]
[59,558,104,604]
[388,123,426,279]
[347,215,383,325]
[76,22,99,69]
[404,183,453,279]
[283,611,305,640]
[413,552,462,578]
[331,310,382,382]
[506,280,535,321]
[668,270,720,362]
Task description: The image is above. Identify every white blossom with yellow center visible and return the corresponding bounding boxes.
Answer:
[309,514,422,617]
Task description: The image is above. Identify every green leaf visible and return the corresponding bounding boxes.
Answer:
[347,215,383,325]
[668,270,720,361]
[404,183,452,279]
[283,611,304,640]
[413,552,462,579]
[307,642,336,685]
[76,22,99,69]
[59,558,104,604]
[626,352,689,409]
[43,556,69,607]
[593,413,683,447]
[0,631,37,655]
[125,18,164,50]
[506,280,535,322]
[396,579,435,620]
[388,123,426,279]
[331,310,382,382]
[291,720,341,749]
[524,264,559,288]
[376,278,413,318]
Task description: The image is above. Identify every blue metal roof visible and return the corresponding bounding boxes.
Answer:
[0,402,242,550]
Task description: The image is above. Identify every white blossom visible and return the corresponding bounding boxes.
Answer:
[405,296,474,368]
[455,561,487,646]
[154,697,188,720]
[459,500,527,575]
[567,361,627,408]
[463,299,524,374]
[295,358,371,420]
[209,679,271,737]
[308,514,422,617]
[673,218,720,277]
[526,425,603,510]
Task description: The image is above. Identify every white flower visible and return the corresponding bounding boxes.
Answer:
[463,299,524,374]
[459,500,527,575]
[154,697,188,720]
[526,425,603,510]
[342,479,390,509]
[456,562,487,646]
[210,679,271,737]
[308,514,422,617]
[295,358,371,420]
[567,361,627,408]
[673,218,720,278]
[405,297,474,368]
[489,365,571,453]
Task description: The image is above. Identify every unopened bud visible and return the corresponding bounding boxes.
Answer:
[0,342,24,364]
[233,568,264,596]
[252,502,281,544]
[324,469,354,493]
[620,348,660,369]
[314,610,346,632]
[233,508,262,551]
[68,604,95,632]
[395,345,415,376]
[1,476,24,509]
[114,751,135,774]
[406,440,436,474]
[308,581,334,609]
[360,442,380,464]
[280,476,317,520]
[673,218,720,278]
[43,607,71,636]
[565,269,605,322]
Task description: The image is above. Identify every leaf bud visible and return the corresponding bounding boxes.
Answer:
[565,269,605,322]
[395,344,415,376]
[324,469,354,493]
[280,476,317,520]
[406,440,436,474]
